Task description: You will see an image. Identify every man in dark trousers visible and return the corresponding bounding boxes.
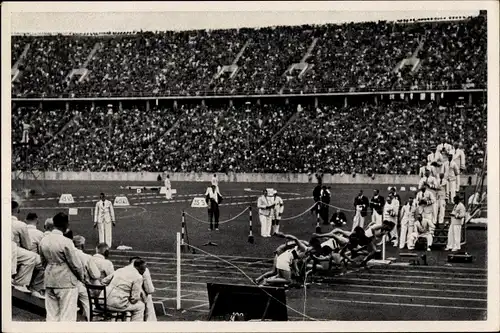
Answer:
[370,189,385,225]
[311,181,322,215]
[205,185,223,231]
[352,190,369,230]
[320,186,331,224]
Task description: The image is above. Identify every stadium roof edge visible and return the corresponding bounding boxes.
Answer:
[10,14,480,37]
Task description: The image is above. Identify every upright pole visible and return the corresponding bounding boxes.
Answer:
[382,235,386,261]
[176,232,181,310]
[315,206,321,233]
[248,207,254,244]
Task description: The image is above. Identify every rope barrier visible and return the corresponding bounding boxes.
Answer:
[185,243,320,321]
[279,203,318,221]
[323,201,357,212]
[184,207,249,225]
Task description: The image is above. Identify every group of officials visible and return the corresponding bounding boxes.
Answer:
[11,199,157,322]
[348,141,467,252]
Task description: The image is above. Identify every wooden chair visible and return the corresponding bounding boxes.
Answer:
[85,283,131,322]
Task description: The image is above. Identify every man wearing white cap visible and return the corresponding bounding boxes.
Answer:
[271,190,284,235]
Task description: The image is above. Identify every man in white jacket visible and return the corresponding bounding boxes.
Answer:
[94,193,116,248]
[271,190,284,235]
[446,195,466,252]
[129,257,156,321]
[443,154,460,201]
[452,142,466,187]
[257,190,274,238]
[436,173,449,225]
[164,174,172,200]
[399,197,417,249]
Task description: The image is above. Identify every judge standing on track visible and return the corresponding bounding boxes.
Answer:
[271,190,284,235]
[352,190,369,230]
[205,184,222,231]
[94,193,116,248]
[446,195,466,252]
[164,174,172,200]
[257,189,275,238]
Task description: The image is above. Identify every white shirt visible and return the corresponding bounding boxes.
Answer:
[94,199,115,223]
[436,178,449,199]
[453,148,466,170]
[427,151,443,166]
[442,160,460,180]
[383,202,397,223]
[257,195,271,216]
[26,224,44,254]
[205,187,220,204]
[92,253,115,279]
[450,202,466,225]
[12,216,32,250]
[164,178,171,189]
[415,190,435,214]
[211,176,218,187]
[400,203,417,222]
[418,176,438,191]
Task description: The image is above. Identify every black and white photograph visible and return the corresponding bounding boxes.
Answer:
[2,1,499,332]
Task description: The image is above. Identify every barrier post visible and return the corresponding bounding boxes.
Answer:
[315,207,321,233]
[176,232,181,310]
[248,207,254,244]
[181,210,188,252]
[382,234,386,261]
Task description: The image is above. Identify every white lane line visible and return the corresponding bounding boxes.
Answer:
[322,298,487,311]
[334,277,487,288]
[106,250,270,261]
[315,290,486,302]
[355,272,486,282]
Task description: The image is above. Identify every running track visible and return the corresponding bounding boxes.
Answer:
[107,249,487,321]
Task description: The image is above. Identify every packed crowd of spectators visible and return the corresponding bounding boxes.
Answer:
[11,15,486,97]
[250,102,486,175]
[12,100,486,174]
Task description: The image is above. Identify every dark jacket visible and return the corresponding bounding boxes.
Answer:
[313,185,322,202]
[330,212,347,225]
[354,195,370,217]
[370,195,385,215]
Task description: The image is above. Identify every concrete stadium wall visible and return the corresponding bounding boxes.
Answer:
[11,171,479,186]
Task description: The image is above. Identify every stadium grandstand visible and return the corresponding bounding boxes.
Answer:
[11,13,486,174]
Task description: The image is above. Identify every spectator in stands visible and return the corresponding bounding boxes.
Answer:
[11,201,37,294]
[101,258,147,322]
[39,212,85,321]
[129,257,156,322]
[93,243,114,280]
[73,235,101,321]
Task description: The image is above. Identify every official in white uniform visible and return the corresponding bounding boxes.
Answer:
[446,196,466,252]
[436,173,449,225]
[164,175,172,199]
[388,193,400,245]
[271,190,284,235]
[39,212,85,322]
[382,196,398,247]
[24,212,45,298]
[399,197,416,249]
[415,184,436,234]
[352,191,369,231]
[101,259,146,322]
[257,190,274,237]
[418,168,438,226]
[452,142,466,187]
[11,201,37,294]
[443,154,460,201]
[427,149,444,178]
[407,208,433,251]
[129,257,156,321]
[211,174,218,188]
[93,243,115,279]
[94,193,116,247]
[73,236,101,321]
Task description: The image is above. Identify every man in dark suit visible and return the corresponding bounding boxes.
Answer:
[370,190,385,225]
[205,185,223,231]
[311,182,322,215]
[320,186,331,224]
[352,190,369,230]
[330,209,347,226]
